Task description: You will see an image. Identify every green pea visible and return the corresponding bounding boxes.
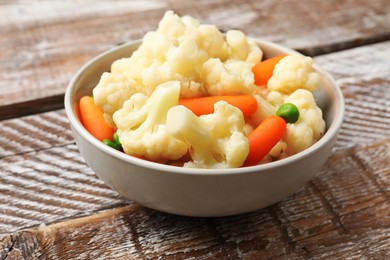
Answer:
[103,139,121,150]
[276,103,300,124]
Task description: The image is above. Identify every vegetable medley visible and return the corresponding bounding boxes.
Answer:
[79,11,325,169]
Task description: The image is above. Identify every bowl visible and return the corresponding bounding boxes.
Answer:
[64,39,344,217]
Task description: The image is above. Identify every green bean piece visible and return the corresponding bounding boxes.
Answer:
[103,139,121,150]
[276,103,300,124]
[113,132,121,146]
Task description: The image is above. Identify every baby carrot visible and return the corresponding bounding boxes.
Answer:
[244,115,287,167]
[252,54,288,87]
[79,96,116,141]
[178,95,258,116]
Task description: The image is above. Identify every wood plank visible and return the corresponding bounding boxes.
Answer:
[0,140,388,259]
[1,0,390,118]
[0,143,128,236]
[0,110,73,158]
[355,141,390,197]
[314,41,390,151]
[274,141,390,256]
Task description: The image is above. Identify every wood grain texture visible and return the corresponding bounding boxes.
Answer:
[0,110,73,158]
[1,0,390,119]
[0,1,390,258]
[0,141,389,259]
[0,41,389,240]
[0,143,129,236]
[314,41,390,151]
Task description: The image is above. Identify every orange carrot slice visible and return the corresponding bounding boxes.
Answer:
[79,96,115,141]
[244,115,287,166]
[252,54,288,87]
[179,95,258,116]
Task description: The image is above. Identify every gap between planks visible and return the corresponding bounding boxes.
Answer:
[0,94,64,122]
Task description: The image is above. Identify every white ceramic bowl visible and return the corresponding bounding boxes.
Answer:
[64,39,344,217]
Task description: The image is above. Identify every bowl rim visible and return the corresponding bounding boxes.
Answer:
[64,38,345,176]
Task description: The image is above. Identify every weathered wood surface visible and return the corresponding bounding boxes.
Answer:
[0,40,389,258]
[0,141,389,259]
[1,0,390,259]
[1,0,390,119]
[314,41,390,151]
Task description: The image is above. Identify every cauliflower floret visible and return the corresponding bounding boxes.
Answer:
[93,72,139,125]
[144,63,206,98]
[246,39,263,64]
[166,38,200,75]
[226,30,262,64]
[268,55,320,94]
[112,48,206,98]
[158,11,229,60]
[266,90,287,106]
[167,101,249,169]
[157,10,187,38]
[201,59,256,95]
[141,31,177,62]
[251,94,277,125]
[269,141,287,158]
[282,89,325,155]
[197,24,229,61]
[113,81,188,162]
[111,31,174,77]
[107,11,263,99]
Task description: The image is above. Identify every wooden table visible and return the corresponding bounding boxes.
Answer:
[1,1,389,259]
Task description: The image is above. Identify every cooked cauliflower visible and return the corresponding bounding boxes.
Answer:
[99,10,262,102]
[200,31,261,96]
[90,10,327,168]
[201,59,256,95]
[251,94,277,125]
[196,24,230,61]
[111,31,205,97]
[282,89,325,155]
[113,81,188,162]
[268,55,320,94]
[93,72,139,125]
[167,101,249,168]
[266,90,286,106]
[226,30,262,64]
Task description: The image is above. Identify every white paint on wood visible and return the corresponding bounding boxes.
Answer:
[0,0,168,26]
